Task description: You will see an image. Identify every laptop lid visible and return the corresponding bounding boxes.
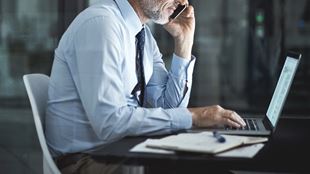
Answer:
[264,51,302,132]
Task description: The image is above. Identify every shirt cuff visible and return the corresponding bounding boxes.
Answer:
[171,54,196,82]
[169,108,192,131]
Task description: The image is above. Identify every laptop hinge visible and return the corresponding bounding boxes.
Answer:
[263,116,274,132]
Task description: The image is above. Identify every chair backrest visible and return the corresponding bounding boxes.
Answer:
[23,73,61,174]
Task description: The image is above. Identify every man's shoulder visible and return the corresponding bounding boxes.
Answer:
[59,0,124,46]
[78,1,121,23]
[67,1,123,35]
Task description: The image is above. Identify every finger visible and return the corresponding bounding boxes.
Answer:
[224,111,246,127]
[230,111,246,126]
[183,5,194,18]
[178,0,189,6]
[223,117,241,128]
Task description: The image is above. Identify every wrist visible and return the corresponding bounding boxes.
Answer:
[174,37,193,59]
[188,108,198,127]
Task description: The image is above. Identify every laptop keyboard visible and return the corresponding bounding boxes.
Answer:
[225,118,260,131]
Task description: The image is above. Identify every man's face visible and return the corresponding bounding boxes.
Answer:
[138,0,179,24]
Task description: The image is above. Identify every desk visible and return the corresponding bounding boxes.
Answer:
[90,117,310,173]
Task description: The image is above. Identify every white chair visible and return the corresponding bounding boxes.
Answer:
[23,73,61,174]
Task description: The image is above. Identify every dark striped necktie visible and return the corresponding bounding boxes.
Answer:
[131,28,146,106]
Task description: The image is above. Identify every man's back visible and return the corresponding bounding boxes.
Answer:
[46,0,125,157]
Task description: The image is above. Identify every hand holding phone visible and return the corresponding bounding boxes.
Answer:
[170,4,188,20]
[165,3,195,59]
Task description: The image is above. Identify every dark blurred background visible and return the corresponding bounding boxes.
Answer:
[1,0,309,116]
[0,0,309,173]
[162,0,309,117]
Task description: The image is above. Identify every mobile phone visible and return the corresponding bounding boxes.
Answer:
[170,4,187,20]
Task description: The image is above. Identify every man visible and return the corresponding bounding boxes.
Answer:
[46,0,246,173]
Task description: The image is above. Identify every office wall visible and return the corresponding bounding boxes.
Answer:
[153,0,310,116]
[0,0,309,116]
[0,0,57,100]
[0,0,86,107]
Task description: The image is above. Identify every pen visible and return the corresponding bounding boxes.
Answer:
[213,131,226,143]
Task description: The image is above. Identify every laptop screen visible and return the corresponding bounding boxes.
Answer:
[266,54,300,127]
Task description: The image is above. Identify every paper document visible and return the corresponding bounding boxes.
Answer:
[130,139,175,154]
[130,139,265,158]
[216,143,265,158]
[144,131,268,154]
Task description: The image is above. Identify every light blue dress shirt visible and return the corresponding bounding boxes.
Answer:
[46,0,196,157]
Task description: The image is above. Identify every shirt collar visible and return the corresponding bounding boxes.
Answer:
[114,0,143,36]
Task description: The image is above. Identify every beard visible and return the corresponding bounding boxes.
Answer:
[138,0,171,24]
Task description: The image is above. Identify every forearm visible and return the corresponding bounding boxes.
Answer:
[87,104,192,141]
[148,71,190,108]
[146,55,195,108]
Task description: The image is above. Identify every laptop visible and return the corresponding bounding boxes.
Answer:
[189,51,302,136]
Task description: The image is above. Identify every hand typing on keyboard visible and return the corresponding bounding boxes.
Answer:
[188,105,246,128]
[224,118,259,131]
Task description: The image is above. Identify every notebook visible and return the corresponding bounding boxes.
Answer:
[189,51,302,136]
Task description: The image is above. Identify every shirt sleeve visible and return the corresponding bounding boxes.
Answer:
[73,16,192,142]
[145,31,196,108]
